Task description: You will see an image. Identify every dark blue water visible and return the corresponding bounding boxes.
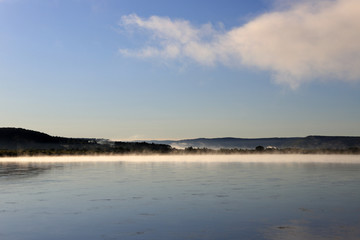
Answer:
[1,155,360,240]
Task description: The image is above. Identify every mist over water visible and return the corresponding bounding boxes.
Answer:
[1,155,360,240]
[1,154,360,163]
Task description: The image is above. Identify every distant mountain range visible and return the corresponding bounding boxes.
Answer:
[1,128,360,151]
[146,136,360,150]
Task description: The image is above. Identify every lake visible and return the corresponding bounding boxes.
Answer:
[1,155,360,240]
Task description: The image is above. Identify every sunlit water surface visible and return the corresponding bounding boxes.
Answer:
[1,155,360,240]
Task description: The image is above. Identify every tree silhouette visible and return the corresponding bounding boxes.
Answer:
[255,146,264,151]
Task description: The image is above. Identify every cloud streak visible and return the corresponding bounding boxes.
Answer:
[119,0,360,88]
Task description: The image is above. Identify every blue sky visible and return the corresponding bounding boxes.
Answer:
[1,0,359,140]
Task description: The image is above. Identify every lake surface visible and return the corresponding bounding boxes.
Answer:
[1,155,360,240]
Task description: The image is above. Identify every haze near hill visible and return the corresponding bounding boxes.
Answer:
[148,136,360,150]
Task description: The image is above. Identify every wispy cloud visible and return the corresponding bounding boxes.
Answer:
[119,14,218,65]
[118,0,360,88]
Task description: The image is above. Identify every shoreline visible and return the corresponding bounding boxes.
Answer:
[0,147,360,158]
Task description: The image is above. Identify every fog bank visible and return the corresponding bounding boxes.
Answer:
[1,154,359,164]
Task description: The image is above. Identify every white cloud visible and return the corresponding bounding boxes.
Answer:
[118,14,218,64]
[118,0,360,88]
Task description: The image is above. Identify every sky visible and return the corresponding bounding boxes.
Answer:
[1,0,360,140]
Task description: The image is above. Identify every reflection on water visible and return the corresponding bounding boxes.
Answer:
[0,162,56,180]
[0,155,360,240]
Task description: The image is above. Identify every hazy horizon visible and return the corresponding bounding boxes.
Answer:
[1,0,359,140]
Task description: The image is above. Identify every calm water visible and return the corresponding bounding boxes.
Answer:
[1,155,360,240]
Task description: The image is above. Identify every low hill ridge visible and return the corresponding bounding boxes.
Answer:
[1,128,360,152]
[0,128,171,154]
[147,136,360,150]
